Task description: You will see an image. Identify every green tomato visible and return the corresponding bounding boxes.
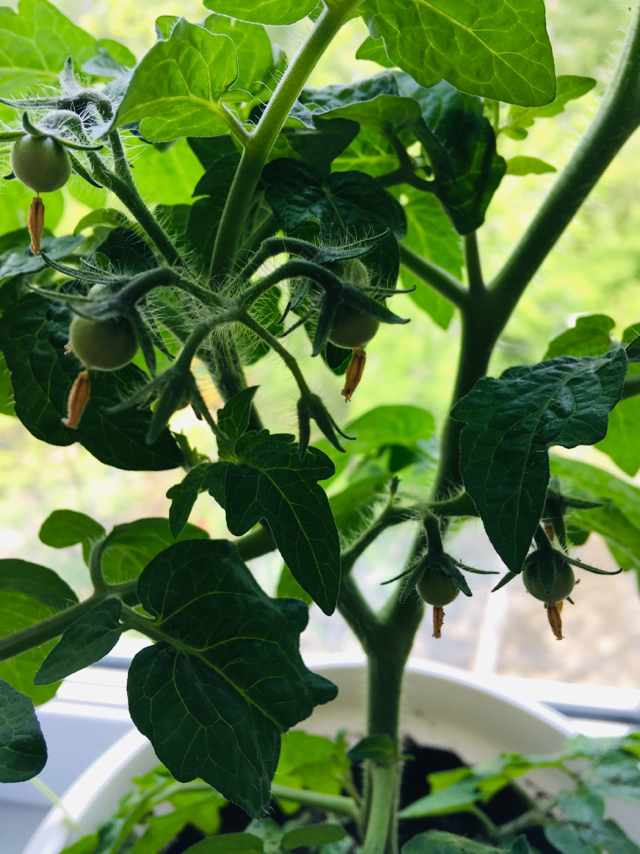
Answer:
[69,315,138,371]
[522,553,575,604]
[11,134,72,193]
[416,567,460,607]
[328,305,380,349]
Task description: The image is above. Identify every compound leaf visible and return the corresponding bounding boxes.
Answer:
[127,539,337,816]
[451,351,628,572]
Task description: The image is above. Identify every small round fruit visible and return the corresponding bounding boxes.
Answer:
[11,135,72,193]
[69,315,138,371]
[328,305,380,349]
[522,554,575,604]
[416,567,460,607]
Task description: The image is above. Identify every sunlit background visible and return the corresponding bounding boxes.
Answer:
[1,0,640,688]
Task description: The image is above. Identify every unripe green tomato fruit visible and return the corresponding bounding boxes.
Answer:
[522,554,575,604]
[11,135,72,193]
[69,315,138,371]
[328,305,380,349]
[416,567,460,607]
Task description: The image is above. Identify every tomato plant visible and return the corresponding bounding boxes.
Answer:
[0,2,639,853]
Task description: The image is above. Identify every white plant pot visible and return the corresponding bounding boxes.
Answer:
[22,658,639,854]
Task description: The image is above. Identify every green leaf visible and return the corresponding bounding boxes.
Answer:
[506,155,556,176]
[596,396,640,477]
[166,463,213,538]
[0,351,14,416]
[276,565,313,606]
[0,0,98,96]
[222,431,340,615]
[0,234,84,280]
[545,789,639,854]
[0,558,78,610]
[114,19,238,141]
[73,208,130,237]
[217,386,259,457]
[502,75,597,139]
[451,351,628,572]
[396,188,463,329]
[204,15,274,96]
[272,115,360,174]
[347,734,395,766]
[0,592,60,705]
[184,834,264,854]
[202,0,316,26]
[282,825,346,850]
[263,159,406,239]
[356,36,394,69]
[329,474,391,540]
[101,517,209,584]
[399,777,481,817]
[333,127,397,177]
[0,295,185,471]
[299,73,422,138]
[274,730,349,796]
[402,830,504,854]
[360,0,555,107]
[125,793,226,854]
[35,599,123,684]
[395,76,506,234]
[128,138,205,207]
[128,539,337,817]
[545,315,615,359]
[39,509,106,565]
[0,679,47,783]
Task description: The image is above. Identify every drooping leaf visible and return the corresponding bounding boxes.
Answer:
[35,598,123,684]
[451,351,628,572]
[506,156,556,176]
[114,19,239,141]
[127,539,337,817]
[0,558,78,610]
[544,315,615,359]
[222,431,340,615]
[100,517,209,584]
[596,396,640,477]
[166,463,214,538]
[396,188,463,329]
[502,75,597,139]
[0,295,185,471]
[0,679,47,783]
[39,509,106,565]
[359,0,556,107]
[0,0,98,96]
[0,592,61,705]
[202,0,316,26]
[395,76,506,234]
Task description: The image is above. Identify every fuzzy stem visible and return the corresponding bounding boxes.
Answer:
[270,784,359,820]
[397,243,467,308]
[209,0,362,280]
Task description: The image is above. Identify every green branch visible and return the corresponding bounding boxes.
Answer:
[398,243,467,309]
[270,784,359,820]
[464,232,485,296]
[209,0,362,281]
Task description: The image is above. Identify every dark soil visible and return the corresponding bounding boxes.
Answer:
[160,737,560,853]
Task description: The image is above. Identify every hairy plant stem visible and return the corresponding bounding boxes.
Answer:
[87,152,184,269]
[238,310,312,397]
[270,784,359,820]
[209,0,362,281]
[397,243,467,308]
